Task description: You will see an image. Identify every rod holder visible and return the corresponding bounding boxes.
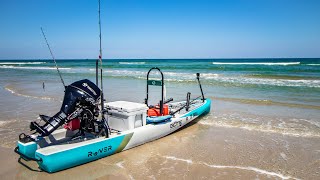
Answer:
[196,73,205,102]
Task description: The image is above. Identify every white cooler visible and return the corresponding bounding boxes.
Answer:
[106,101,148,131]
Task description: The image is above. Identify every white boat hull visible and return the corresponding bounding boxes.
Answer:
[16,99,211,172]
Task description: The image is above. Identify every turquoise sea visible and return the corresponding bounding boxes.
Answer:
[1,58,319,134]
[1,58,320,104]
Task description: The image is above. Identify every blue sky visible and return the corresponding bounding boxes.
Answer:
[0,0,319,59]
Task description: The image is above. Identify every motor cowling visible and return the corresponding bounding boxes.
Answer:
[30,79,101,137]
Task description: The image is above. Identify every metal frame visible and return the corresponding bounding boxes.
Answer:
[145,67,164,115]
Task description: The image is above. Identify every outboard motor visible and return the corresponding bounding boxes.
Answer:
[29,79,101,137]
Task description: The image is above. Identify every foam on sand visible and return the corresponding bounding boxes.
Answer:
[202,162,297,180]
[199,117,320,138]
[163,156,298,180]
[116,161,125,169]
[5,86,56,101]
[0,121,10,127]
[164,156,193,164]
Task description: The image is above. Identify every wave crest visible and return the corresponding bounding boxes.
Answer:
[0,65,70,70]
[0,62,46,65]
[212,62,300,65]
[119,62,145,65]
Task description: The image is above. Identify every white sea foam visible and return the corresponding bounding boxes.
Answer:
[102,69,319,87]
[306,64,320,66]
[5,86,56,101]
[202,162,296,180]
[116,161,125,169]
[0,62,46,65]
[199,119,320,138]
[212,62,300,65]
[213,76,320,88]
[0,121,10,127]
[0,65,70,70]
[105,69,146,76]
[111,69,318,87]
[163,155,297,179]
[164,156,193,164]
[280,152,287,161]
[5,66,307,88]
[4,66,315,88]
[119,62,145,65]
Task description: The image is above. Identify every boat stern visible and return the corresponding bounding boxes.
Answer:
[15,140,40,161]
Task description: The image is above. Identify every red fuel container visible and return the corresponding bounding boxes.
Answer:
[64,118,80,130]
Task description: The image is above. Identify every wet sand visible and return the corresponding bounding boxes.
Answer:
[1,122,319,179]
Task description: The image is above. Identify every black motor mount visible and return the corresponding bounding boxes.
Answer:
[29,79,101,137]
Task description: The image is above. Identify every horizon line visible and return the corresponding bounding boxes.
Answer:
[0,57,319,61]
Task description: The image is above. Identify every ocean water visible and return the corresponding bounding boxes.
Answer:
[0,58,319,179]
[1,58,320,136]
[1,58,320,103]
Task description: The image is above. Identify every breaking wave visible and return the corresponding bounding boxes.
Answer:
[212,62,300,65]
[119,62,146,65]
[102,69,320,88]
[216,97,320,110]
[0,65,70,70]
[217,77,320,88]
[0,62,46,65]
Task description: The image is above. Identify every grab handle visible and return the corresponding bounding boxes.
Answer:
[14,146,42,162]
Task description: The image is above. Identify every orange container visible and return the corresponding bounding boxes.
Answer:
[148,104,169,116]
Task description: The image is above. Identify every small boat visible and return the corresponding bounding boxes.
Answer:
[15,67,211,173]
[14,0,211,173]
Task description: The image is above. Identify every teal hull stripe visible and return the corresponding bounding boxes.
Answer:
[35,134,127,173]
[17,142,38,159]
[181,99,211,118]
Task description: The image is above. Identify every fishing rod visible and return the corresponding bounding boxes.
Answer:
[98,0,110,137]
[98,0,104,108]
[41,27,66,89]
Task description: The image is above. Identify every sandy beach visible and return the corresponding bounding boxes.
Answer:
[1,113,319,179]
